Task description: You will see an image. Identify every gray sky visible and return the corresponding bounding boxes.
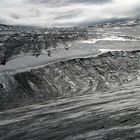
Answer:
[0,0,140,27]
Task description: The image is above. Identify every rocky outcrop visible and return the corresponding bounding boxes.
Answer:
[0,50,140,110]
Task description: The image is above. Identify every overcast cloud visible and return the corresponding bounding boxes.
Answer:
[0,0,140,27]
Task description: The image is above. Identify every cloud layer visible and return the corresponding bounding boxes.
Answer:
[0,0,140,27]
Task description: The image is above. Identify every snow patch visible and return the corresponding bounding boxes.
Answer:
[80,36,137,44]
